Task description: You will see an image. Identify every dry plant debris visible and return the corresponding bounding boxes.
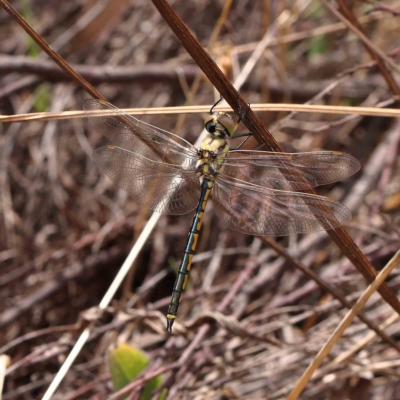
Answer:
[1,1,400,399]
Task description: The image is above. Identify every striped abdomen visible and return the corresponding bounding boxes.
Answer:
[166,178,213,333]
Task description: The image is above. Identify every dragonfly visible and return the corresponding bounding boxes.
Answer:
[84,99,360,333]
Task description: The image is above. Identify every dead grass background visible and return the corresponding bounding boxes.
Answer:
[1,0,400,399]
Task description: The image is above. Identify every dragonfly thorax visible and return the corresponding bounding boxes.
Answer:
[196,136,230,177]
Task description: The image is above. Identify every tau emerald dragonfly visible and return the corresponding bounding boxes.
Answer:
[84,99,360,333]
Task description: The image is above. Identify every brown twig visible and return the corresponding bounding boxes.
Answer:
[150,0,400,330]
[258,236,400,353]
[0,0,105,100]
[324,0,400,96]
[0,55,199,85]
[363,0,400,17]
[287,249,400,399]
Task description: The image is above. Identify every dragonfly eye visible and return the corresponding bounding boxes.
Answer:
[204,113,237,138]
[205,121,216,134]
[216,114,237,137]
[204,114,221,135]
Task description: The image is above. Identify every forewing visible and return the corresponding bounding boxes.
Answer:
[220,151,360,191]
[212,179,352,236]
[94,145,200,215]
[84,99,198,167]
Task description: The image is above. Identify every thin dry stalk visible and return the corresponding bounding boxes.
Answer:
[287,249,400,400]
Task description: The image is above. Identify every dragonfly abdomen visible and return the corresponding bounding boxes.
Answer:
[166,178,213,333]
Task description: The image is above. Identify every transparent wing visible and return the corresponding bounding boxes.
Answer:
[212,178,352,236]
[93,145,200,215]
[84,99,198,167]
[220,151,360,191]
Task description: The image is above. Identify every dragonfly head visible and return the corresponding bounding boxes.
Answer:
[204,112,238,138]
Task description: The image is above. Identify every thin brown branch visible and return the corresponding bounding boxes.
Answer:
[150,0,400,322]
[259,235,400,354]
[150,0,277,150]
[0,55,198,84]
[0,0,105,100]
[324,0,400,96]
[287,249,400,400]
[363,0,400,17]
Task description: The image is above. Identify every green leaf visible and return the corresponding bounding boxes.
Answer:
[158,388,168,400]
[108,343,165,400]
[33,85,50,113]
[308,35,327,57]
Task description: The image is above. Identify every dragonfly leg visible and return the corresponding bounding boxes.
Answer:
[230,131,252,139]
[236,99,251,123]
[254,142,266,150]
[210,95,223,114]
[230,132,252,150]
